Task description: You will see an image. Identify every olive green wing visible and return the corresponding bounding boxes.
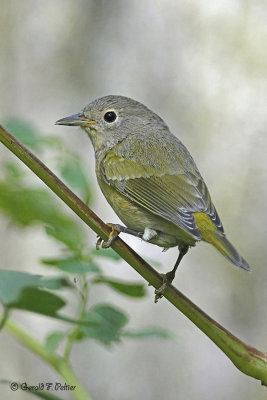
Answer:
[100,150,223,240]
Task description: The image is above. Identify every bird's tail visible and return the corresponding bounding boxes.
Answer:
[195,213,251,271]
[206,231,250,271]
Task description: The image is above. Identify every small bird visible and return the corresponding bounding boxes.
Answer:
[56,95,250,300]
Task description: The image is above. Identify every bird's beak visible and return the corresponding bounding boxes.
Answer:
[55,113,97,128]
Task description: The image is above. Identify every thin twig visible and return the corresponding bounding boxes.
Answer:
[0,306,9,331]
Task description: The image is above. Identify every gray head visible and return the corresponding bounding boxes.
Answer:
[55,95,169,154]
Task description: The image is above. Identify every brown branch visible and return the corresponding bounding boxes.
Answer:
[0,124,266,386]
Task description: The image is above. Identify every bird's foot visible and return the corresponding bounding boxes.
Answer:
[96,224,122,249]
[96,224,144,249]
[154,270,176,303]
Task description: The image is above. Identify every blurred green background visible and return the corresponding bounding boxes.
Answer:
[0,1,266,399]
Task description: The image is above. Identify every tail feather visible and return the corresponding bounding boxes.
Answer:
[210,231,251,271]
[194,212,251,271]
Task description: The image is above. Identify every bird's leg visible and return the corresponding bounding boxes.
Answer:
[96,223,144,249]
[155,245,189,302]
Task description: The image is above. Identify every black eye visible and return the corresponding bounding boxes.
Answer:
[104,111,117,123]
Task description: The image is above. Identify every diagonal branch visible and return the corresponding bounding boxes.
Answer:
[0,125,266,386]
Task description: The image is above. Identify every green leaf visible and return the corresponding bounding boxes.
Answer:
[45,223,83,251]
[0,270,84,323]
[0,184,53,226]
[0,270,42,304]
[44,331,65,353]
[8,288,66,317]
[93,277,146,297]
[42,256,101,274]
[60,156,91,202]
[80,304,128,344]
[3,119,42,151]
[123,327,176,340]
[0,182,84,250]
[92,247,121,261]
[0,270,71,305]
[40,277,72,290]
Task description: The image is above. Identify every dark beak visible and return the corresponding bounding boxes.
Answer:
[55,113,97,127]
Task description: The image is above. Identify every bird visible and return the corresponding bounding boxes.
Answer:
[56,95,251,300]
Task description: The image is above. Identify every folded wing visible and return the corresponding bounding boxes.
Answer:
[100,143,224,241]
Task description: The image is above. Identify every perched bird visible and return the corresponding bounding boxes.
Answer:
[56,95,250,299]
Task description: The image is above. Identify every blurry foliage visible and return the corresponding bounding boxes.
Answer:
[0,119,173,392]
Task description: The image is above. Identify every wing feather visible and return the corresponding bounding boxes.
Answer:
[100,141,224,240]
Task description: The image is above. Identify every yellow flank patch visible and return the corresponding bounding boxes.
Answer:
[194,212,217,231]
[194,212,219,243]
